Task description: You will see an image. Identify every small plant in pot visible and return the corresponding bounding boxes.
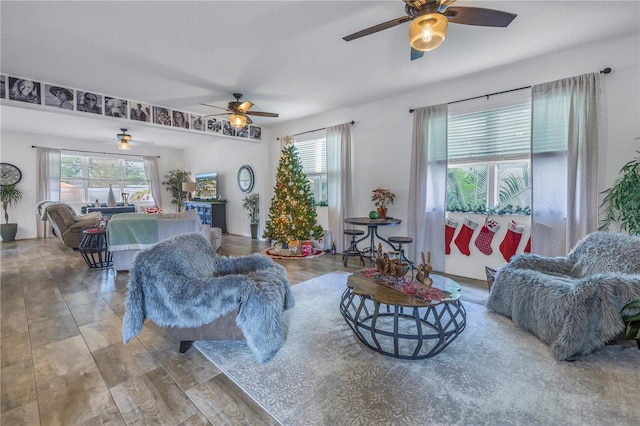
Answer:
[599,151,640,235]
[371,188,396,219]
[621,299,640,350]
[242,192,260,239]
[1,184,24,242]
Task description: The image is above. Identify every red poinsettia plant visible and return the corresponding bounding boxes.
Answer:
[371,188,396,209]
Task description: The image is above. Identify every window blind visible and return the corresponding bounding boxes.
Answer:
[294,137,326,174]
[448,102,531,162]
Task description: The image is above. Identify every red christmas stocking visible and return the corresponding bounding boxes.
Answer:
[454,216,478,256]
[524,237,531,253]
[500,220,524,262]
[474,218,500,255]
[445,217,458,255]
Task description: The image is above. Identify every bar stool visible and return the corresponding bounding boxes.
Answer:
[343,229,366,266]
[388,236,414,267]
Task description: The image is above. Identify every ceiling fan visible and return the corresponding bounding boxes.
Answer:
[343,0,517,60]
[200,93,279,129]
[116,128,132,150]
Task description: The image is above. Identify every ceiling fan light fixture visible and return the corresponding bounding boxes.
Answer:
[117,128,132,150]
[408,12,448,51]
[229,113,247,129]
[118,140,132,150]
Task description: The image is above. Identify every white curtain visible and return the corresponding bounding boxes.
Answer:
[36,147,61,237]
[408,104,448,272]
[143,156,162,209]
[326,122,353,252]
[531,72,601,256]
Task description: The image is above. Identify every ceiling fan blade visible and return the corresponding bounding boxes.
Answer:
[445,7,516,27]
[246,116,254,125]
[410,48,424,61]
[237,101,253,112]
[343,15,413,41]
[246,111,279,118]
[200,103,229,111]
[203,112,231,118]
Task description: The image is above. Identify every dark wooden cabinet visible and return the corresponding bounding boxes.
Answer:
[185,201,227,233]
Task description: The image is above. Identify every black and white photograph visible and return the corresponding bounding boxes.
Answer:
[77,91,102,114]
[0,75,5,99]
[153,106,171,126]
[44,84,74,110]
[222,120,235,136]
[105,97,128,118]
[249,125,262,140]
[206,117,222,133]
[172,110,189,129]
[236,125,249,138]
[130,102,151,122]
[8,76,41,104]
[191,114,205,131]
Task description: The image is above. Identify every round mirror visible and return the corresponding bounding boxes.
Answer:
[237,165,254,193]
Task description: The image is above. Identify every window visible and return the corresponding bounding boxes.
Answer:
[446,99,531,214]
[294,134,327,206]
[60,154,153,204]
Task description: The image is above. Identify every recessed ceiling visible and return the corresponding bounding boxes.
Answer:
[1,1,639,147]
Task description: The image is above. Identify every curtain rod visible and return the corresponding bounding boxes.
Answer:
[277,121,354,140]
[409,67,612,113]
[31,145,160,158]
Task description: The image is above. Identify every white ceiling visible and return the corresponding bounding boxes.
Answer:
[1,0,639,147]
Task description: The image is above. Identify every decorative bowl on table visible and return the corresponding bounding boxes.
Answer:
[374,244,410,278]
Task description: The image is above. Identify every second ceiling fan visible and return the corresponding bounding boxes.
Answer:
[201,93,279,128]
[343,0,517,60]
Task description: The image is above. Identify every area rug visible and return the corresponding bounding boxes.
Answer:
[196,271,640,426]
[261,248,325,260]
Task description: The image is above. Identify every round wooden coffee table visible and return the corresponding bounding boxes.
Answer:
[340,270,466,360]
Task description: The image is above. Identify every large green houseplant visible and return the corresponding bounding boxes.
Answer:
[1,184,24,242]
[242,193,260,239]
[161,169,191,212]
[599,152,640,235]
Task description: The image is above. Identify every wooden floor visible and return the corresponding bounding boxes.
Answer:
[0,234,487,425]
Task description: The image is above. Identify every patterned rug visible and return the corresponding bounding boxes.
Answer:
[196,271,640,426]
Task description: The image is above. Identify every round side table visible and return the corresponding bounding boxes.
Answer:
[79,228,112,269]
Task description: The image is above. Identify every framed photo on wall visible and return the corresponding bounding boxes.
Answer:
[153,106,172,126]
[206,117,222,133]
[77,91,102,114]
[250,125,262,140]
[0,75,5,99]
[105,97,128,118]
[191,114,205,131]
[45,84,74,110]
[172,110,189,129]
[130,101,151,122]
[8,76,41,104]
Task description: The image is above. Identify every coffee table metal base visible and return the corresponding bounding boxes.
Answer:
[340,287,466,360]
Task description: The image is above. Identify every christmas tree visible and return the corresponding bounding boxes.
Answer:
[263,138,324,244]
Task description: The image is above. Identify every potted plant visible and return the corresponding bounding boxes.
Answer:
[1,184,24,242]
[371,188,396,219]
[621,299,640,350]
[161,169,191,212]
[599,152,640,235]
[242,192,260,239]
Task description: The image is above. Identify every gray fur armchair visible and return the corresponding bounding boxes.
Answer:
[487,232,640,360]
[122,233,294,363]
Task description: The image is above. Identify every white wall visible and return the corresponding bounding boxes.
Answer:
[268,33,640,279]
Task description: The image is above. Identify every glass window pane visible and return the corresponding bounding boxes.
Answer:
[60,179,84,203]
[497,162,531,210]
[446,166,488,211]
[61,156,83,178]
[89,158,119,179]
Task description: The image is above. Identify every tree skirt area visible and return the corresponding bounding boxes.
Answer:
[261,247,325,259]
[196,271,640,426]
